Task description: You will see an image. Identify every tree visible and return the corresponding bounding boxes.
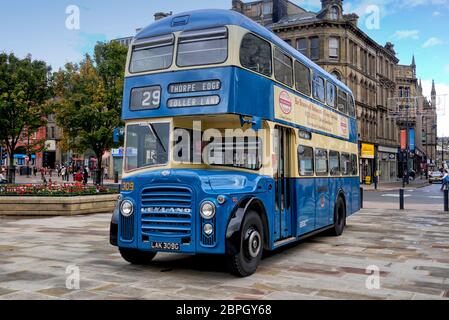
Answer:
[0,53,52,183]
[53,41,127,185]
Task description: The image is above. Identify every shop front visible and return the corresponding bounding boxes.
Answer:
[360,142,375,184]
[378,146,398,182]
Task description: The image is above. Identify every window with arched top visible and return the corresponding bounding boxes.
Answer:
[330,6,339,20]
[331,71,341,80]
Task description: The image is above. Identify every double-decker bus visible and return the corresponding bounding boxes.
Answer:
[110,9,360,277]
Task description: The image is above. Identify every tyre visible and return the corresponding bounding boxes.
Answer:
[330,196,346,236]
[227,210,264,277]
[119,247,157,265]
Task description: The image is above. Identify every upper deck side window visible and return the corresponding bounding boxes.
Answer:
[337,89,348,114]
[326,81,336,108]
[294,60,311,96]
[274,48,293,87]
[129,34,175,73]
[240,33,272,77]
[176,27,228,67]
[312,73,325,102]
[348,94,356,118]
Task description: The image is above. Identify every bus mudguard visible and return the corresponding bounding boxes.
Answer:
[225,197,268,255]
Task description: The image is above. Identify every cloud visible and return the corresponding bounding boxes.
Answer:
[422,37,444,48]
[432,11,442,16]
[392,30,419,40]
[445,64,449,73]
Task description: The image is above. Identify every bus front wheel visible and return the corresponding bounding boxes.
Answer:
[119,248,157,265]
[227,210,264,277]
[330,196,346,236]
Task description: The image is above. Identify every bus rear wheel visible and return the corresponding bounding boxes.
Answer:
[330,196,346,236]
[227,210,264,277]
[119,248,157,265]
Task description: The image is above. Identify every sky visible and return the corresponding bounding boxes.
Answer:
[0,0,448,134]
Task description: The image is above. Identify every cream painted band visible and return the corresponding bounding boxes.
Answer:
[274,86,350,140]
[121,116,358,180]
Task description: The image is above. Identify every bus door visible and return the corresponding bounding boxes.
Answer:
[274,126,293,241]
[315,149,330,228]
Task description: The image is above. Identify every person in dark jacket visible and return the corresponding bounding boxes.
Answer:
[83,167,88,185]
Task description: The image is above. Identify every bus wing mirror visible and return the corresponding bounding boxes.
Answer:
[252,116,262,131]
[239,116,262,132]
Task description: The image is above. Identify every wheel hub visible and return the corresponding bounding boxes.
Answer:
[247,229,261,258]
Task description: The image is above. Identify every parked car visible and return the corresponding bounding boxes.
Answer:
[429,171,443,183]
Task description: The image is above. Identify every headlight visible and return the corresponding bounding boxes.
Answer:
[200,201,216,219]
[203,223,213,235]
[120,200,134,217]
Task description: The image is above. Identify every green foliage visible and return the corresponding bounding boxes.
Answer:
[52,41,127,184]
[0,53,52,182]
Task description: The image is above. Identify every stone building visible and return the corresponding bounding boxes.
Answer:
[423,80,438,167]
[232,0,433,183]
[394,58,437,176]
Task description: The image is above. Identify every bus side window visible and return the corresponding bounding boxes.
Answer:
[329,150,340,175]
[326,82,336,108]
[315,148,328,175]
[337,89,348,114]
[351,154,358,175]
[274,48,293,87]
[348,95,356,118]
[297,145,314,176]
[240,33,272,77]
[312,73,325,102]
[294,60,311,96]
[341,153,351,175]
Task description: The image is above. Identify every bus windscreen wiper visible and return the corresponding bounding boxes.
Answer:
[147,123,167,153]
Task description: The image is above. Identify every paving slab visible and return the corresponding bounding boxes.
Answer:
[1,208,449,299]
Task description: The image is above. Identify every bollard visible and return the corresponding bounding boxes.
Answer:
[360,187,364,209]
[399,188,404,210]
[444,189,448,212]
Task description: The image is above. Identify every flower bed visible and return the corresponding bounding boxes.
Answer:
[0,183,117,197]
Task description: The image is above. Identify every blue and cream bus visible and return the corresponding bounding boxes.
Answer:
[110,9,360,276]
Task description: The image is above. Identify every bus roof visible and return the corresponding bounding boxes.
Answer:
[135,9,352,95]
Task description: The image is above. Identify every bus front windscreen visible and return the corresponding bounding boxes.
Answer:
[124,122,170,171]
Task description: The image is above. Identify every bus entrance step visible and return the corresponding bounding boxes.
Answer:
[274,237,296,247]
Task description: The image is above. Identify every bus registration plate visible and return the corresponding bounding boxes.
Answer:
[151,241,180,251]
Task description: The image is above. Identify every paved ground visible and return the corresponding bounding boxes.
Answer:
[364,182,447,210]
[1,208,449,300]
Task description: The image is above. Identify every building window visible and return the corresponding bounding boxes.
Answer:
[331,71,341,81]
[51,127,55,139]
[274,48,293,87]
[294,60,311,96]
[297,38,308,56]
[310,37,319,60]
[330,6,339,20]
[263,3,271,15]
[240,33,272,76]
[329,37,339,59]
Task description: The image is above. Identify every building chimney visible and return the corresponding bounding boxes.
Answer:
[273,0,288,23]
[154,11,172,21]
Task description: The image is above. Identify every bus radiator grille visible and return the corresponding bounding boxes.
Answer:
[140,186,193,238]
[120,213,134,241]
